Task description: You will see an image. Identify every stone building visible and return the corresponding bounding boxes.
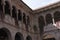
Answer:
[0,0,60,40]
[34,2,60,40]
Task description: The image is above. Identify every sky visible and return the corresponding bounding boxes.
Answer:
[22,0,60,10]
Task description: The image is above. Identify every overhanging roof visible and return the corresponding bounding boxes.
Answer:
[33,1,60,13]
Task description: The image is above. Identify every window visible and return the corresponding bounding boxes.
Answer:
[23,13,26,24]
[46,14,53,24]
[25,16,30,32]
[5,1,10,15]
[12,6,18,25]
[12,6,17,19]
[0,0,3,11]
[0,0,3,19]
[54,11,60,22]
[38,16,45,35]
[33,25,37,32]
[18,10,22,21]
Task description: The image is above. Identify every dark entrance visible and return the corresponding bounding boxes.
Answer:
[26,36,32,40]
[15,32,24,40]
[0,28,11,40]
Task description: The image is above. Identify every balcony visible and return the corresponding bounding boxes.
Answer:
[44,23,58,32]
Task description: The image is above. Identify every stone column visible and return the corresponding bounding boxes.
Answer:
[51,13,55,25]
[43,15,46,25]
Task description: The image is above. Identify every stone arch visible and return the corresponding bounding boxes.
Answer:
[38,16,45,35]
[25,16,30,31]
[18,10,22,21]
[43,34,56,40]
[54,11,60,23]
[15,32,24,40]
[0,0,3,11]
[12,6,18,25]
[23,13,26,24]
[12,6,17,19]
[0,28,12,40]
[26,35,32,40]
[5,1,10,15]
[46,14,53,24]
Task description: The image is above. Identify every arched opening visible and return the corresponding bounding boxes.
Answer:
[0,28,11,40]
[33,25,37,32]
[54,11,60,23]
[15,32,24,40]
[5,1,10,15]
[23,13,26,24]
[25,16,30,32]
[12,6,17,19]
[46,14,53,25]
[12,6,18,25]
[0,0,3,11]
[26,35,32,40]
[27,16,30,25]
[18,10,22,21]
[38,16,45,35]
[0,0,3,19]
